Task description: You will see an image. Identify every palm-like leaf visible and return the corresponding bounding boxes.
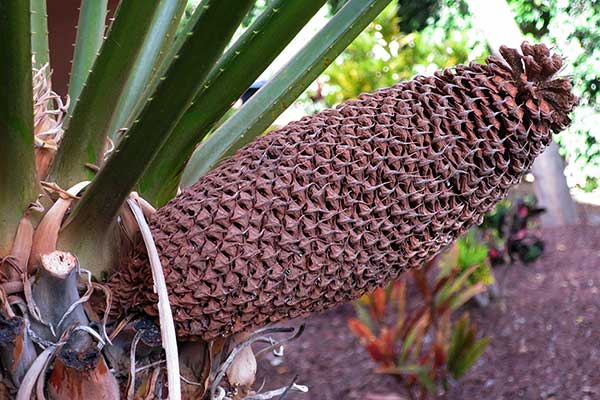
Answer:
[0,0,37,255]
[62,0,255,275]
[30,0,49,68]
[67,0,107,116]
[138,0,328,206]
[181,0,393,185]
[106,0,187,142]
[50,0,162,187]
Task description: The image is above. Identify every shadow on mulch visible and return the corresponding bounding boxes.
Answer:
[257,225,600,400]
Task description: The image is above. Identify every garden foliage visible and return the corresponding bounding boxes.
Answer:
[348,260,489,399]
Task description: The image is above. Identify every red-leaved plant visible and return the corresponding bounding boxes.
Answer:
[348,259,489,399]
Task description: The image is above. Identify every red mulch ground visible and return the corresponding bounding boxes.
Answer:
[257,225,600,399]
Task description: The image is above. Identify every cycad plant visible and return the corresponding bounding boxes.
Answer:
[0,0,575,399]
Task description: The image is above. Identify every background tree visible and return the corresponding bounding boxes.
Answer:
[508,0,600,192]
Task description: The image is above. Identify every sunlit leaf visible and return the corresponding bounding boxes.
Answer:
[372,287,387,322]
[415,371,438,394]
[348,318,375,341]
[353,302,376,333]
[379,363,430,376]
[400,313,429,362]
[438,242,459,278]
[449,283,486,311]
[449,337,489,379]
[435,263,480,307]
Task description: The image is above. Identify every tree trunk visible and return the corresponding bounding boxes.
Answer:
[465,0,578,226]
[531,142,578,226]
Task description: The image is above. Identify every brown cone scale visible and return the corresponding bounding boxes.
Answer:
[109,43,577,340]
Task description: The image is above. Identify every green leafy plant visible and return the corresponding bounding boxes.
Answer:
[348,260,489,399]
[482,197,546,265]
[440,231,495,287]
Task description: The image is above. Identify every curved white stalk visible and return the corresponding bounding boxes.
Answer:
[127,198,181,400]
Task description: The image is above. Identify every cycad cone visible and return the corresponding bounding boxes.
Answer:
[110,42,577,340]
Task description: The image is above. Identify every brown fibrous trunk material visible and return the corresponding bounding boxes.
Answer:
[47,338,120,400]
[0,315,37,388]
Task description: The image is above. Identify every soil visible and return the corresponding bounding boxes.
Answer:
[256,224,600,400]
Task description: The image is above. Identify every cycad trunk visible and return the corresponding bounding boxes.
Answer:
[109,43,576,341]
